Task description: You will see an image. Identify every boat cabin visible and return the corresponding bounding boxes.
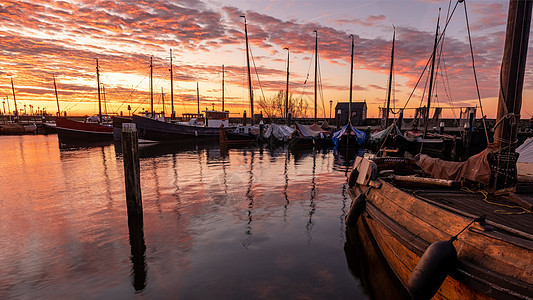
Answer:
[202,110,229,128]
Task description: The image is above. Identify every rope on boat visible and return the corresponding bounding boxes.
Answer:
[461,187,533,215]
[449,215,486,242]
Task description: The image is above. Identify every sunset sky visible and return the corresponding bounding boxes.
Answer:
[0,0,531,119]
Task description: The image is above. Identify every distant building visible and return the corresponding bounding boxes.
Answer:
[335,102,367,126]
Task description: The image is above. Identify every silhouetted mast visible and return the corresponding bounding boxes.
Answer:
[349,34,354,125]
[170,49,175,119]
[385,28,395,128]
[222,65,225,111]
[241,15,254,125]
[53,75,60,116]
[10,77,19,123]
[314,30,318,123]
[284,47,289,122]
[150,57,154,118]
[423,12,440,137]
[96,58,102,124]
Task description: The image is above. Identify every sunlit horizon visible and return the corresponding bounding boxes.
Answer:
[1,0,532,119]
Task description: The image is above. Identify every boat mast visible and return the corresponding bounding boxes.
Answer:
[284,47,289,123]
[314,30,318,124]
[385,28,395,128]
[96,58,102,125]
[53,75,60,116]
[349,34,354,126]
[222,65,225,111]
[491,0,532,190]
[161,87,165,116]
[10,77,19,123]
[197,82,200,114]
[241,15,254,125]
[170,49,174,119]
[423,11,440,138]
[150,57,153,118]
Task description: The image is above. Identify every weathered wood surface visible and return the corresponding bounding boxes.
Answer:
[122,123,143,216]
[354,180,533,298]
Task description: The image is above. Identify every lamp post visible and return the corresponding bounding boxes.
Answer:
[329,100,333,120]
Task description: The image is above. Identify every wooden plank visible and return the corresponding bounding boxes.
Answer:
[362,181,533,284]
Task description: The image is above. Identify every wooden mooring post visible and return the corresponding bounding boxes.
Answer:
[122,123,143,216]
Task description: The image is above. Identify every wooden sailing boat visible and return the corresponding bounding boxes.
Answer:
[289,30,334,148]
[220,16,259,144]
[332,34,366,148]
[346,1,532,299]
[133,56,228,142]
[55,59,113,145]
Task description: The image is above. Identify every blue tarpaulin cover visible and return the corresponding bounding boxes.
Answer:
[332,124,366,147]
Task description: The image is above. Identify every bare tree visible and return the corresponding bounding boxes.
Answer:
[258,90,309,118]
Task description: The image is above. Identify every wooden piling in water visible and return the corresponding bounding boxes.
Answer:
[122,123,142,216]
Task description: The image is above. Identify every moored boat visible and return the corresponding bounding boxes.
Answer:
[55,59,113,145]
[345,1,533,299]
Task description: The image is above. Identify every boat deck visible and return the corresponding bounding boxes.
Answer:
[400,187,533,239]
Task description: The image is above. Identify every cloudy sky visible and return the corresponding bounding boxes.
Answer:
[0,0,531,118]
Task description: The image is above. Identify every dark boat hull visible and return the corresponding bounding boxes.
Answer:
[55,117,113,144]
[112,116,133,141]
[132,115,219,142]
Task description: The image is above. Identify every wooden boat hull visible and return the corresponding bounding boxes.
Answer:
[132,115,219,142]
[349,180,533,299]
[55,117,113,144]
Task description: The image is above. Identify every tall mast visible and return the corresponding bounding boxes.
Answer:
[197,82,200,114]
[349,34,354,125]
[170,49,174,119]
[53,75,60,116]
[161,87,165,116]
[150,57,153,118]
[423,11,440,137]
[385,28,396,128]
[10,77,19,123]
[494,0,532,152]
[313,30,318,123]
[222,65,225,111]
[241,15,254,125]
[284,47,289,122]
[96,58,102,125]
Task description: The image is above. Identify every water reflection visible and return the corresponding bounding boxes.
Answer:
[1,135,373,299]
[344,227,410,300]
[242,150,255,249]
[128,212,147,291]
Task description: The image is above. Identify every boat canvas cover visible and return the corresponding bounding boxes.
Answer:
[294,123,329,138]
[264,124,294,142]
[332,124,366,146]
[517,137,533,163]
[370,124,402,144]
[416,146,493,185]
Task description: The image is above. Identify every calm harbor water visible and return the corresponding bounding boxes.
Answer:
[0,134,378,299]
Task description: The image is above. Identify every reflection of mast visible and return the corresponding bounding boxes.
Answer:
[306,150,317,243]
[100,147,113,208]
[242,150,255,248]
[172,153,182,218]
[151,158,162,213]
[283,149,290,223]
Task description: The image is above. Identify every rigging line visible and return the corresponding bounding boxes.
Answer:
[317,54,326,119]
[249,45,267,106]
[463,0,489,145]
[401,0,459,112]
